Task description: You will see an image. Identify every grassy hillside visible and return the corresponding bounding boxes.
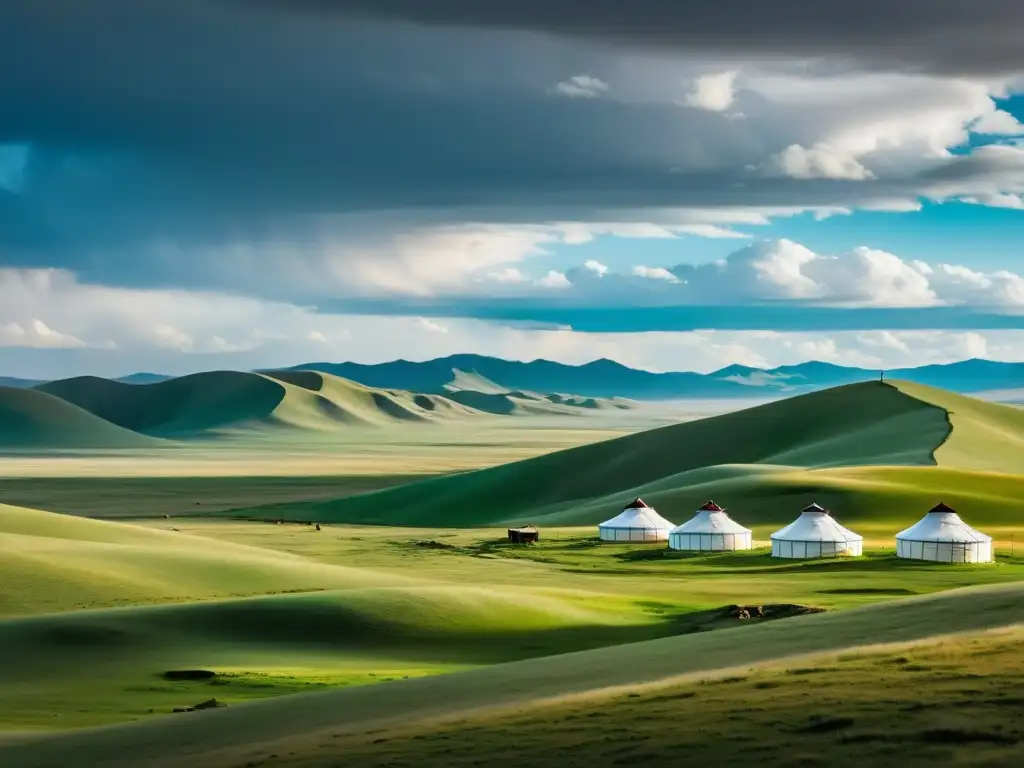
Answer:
[34,370,624,440]
[252,381,1024,528]
[35,370,483,438]
[5,581,1024,767]
[257,381,950,525]
[0,503,412,616]
[0,387,162,451]
[0,582,688,731]
[300,626,1024,768]
[898,381,1024,473]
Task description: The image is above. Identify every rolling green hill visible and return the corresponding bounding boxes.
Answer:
[248,381,1024,528]
[4,581,1024,768]
[256,380,954,525]
[0,387,163,451]
[0,503,414,616]
[32,370,625,441]
[35,370,486,438]
[35,371,372,437]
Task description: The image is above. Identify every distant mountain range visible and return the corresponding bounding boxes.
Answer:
[4,356,1024,401]
[0,372,171,389]
[280,355,1024,400]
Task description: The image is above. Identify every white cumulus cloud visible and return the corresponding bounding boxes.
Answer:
[681,71,739,112]
[537,270,571,289]
[631,266,680,283]
[542,239,1024,310]
[552,74,610,99]
[767,143,876,181]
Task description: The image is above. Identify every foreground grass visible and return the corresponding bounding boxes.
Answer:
[2,665,453,731]
[5,583,1024,768]
[8,514,1024,732]
[324,627,1024,768]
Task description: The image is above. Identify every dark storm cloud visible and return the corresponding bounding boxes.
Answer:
[0,0,1022,306]
[250,0,1024,76]
[0,1,848,271]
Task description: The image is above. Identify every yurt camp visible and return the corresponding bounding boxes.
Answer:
[668,500,753,551]
[895,502,993,563]
[598,497,675,542]
[770,502,863,559]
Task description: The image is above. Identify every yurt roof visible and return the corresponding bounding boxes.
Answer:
[670,503,751,535]
[896,504,991,543]
[771,503,862,543]
[928,502,957,514]
[600,504,675,531]
[624,497,650,509]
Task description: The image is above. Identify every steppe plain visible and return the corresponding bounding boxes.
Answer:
[2,370,1024,767]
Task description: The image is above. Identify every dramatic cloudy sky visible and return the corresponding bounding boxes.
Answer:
[3,0,1024,377]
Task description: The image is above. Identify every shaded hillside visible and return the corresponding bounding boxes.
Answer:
[37,372,296,437]
[37,371,473,437]
[0,387,162,451]
[264,381,950,526]
[33,369,615,441]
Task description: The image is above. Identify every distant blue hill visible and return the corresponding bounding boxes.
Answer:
[0,373,172,388]
[7,356,1023,401]
[0,376,42,388]
[114,372,174,385]
[283,355,1024,400]
[283,355,755,399]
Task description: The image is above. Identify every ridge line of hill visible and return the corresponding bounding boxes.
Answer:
[885,380,954,466]
[238,380,965,527]
[3,369,632,448]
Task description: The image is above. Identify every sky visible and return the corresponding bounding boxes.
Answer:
[2,1,1024,378]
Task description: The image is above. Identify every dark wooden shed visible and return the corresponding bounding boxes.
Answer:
[507,526,539,544]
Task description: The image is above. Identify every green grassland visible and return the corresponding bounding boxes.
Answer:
[5,582,1024,768]
[3,380,1024,766]
[5,504,1024,735]
[0,503,422,616]
[310,625,1024,768]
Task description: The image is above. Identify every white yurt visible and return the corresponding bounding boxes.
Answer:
[770,502,863,559]
[598,497,675,542]
[896,502,993,563]
[668,500,753,551]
